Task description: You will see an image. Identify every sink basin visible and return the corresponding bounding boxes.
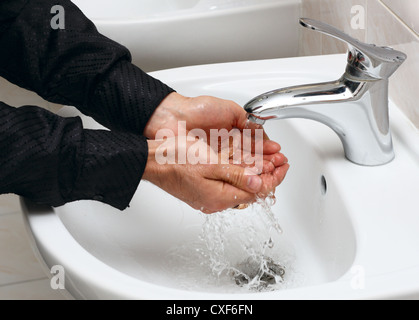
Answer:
[21,54,419,299]
[71,0,300,71]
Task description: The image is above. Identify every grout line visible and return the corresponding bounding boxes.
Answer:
[378,0,419,38]
[0,277,48,289]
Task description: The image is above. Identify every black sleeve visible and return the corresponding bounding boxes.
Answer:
[0,0,177,209]
[0,0,175,135]
[0,101,148,211]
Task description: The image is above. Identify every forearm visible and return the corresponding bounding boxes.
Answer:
[0,0,174,135]
[0,102,147,210]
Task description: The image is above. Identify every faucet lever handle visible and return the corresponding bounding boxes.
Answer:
[300,18,407,79]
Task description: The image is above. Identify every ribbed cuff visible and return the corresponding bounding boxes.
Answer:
[66,129,148,211]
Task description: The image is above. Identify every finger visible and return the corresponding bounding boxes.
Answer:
[232,104,251,130]
[218,182,257,211]
[228,136,280,157]
[273,163,290,186]
[229,158,282,174]
[259,163,290,196]
[200,179,257,213]
[263,140,281,154]
[264,153,288,167]
[259,154,288,174]
[209,165,263,194]
[229,151,287,174]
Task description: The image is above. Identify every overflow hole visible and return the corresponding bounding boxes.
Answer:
[320,175,328,196]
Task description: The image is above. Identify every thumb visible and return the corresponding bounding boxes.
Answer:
[212,165,263,194]
[231,103,251,130]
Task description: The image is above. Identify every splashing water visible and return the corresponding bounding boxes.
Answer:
[200,194,287,292]
[162,194,300,293]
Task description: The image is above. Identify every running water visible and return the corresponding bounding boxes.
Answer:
[163,194,300,293]
[200,194,286,292]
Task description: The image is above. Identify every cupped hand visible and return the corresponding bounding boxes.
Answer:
[143,138,289,214]
[145,93,247,138]
[144,92,281,155]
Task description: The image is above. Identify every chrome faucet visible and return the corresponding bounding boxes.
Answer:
[244,18,407,166]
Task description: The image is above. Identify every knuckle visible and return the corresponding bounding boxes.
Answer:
[230,168,245,186]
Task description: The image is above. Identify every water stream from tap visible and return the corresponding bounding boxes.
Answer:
[163,194,301,293]
[200,194,285,291]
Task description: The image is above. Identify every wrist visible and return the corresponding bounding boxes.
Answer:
[144,92,190,139]
[143,139,169,185]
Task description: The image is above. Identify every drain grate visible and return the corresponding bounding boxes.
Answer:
[233,257,285,289]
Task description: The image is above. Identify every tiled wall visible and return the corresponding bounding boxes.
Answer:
[0,195,70,300]
[0,77,63,113]
[0,79,66,300]
[299,0,419,129]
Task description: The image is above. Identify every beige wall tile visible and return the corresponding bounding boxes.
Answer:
[0,278,72,300]
[300,0,419,129]
[320,0,367,54]
[0,77,63,113]
[381,0,419,35]
[299,0,367,56]
[0,195,20,216]
[367,0,419,128]
[0,213,47,286]
[299,0,322,56]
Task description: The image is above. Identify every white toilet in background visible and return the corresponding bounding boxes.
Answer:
[71,0,300,71]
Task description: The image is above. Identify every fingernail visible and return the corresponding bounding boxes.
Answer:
[247,176,262,191]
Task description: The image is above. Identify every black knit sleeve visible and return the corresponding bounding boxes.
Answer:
[0,101,147,210]
[0,0,174,135]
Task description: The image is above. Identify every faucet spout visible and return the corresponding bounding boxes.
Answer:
[245,76,365,123]
[244,18,406,166]
[245,76,394,166]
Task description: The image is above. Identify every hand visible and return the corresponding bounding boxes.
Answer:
[144,92,282,158]
[145,92,247,138]
[143,138,289,214]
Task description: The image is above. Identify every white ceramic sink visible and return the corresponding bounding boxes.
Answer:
[21,54,419,300]
[71,0,300,71]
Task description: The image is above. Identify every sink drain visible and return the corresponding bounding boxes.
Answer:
[233,257,285,289]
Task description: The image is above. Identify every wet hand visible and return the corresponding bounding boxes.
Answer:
[145,92,283,159]
[143,138,289,214]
